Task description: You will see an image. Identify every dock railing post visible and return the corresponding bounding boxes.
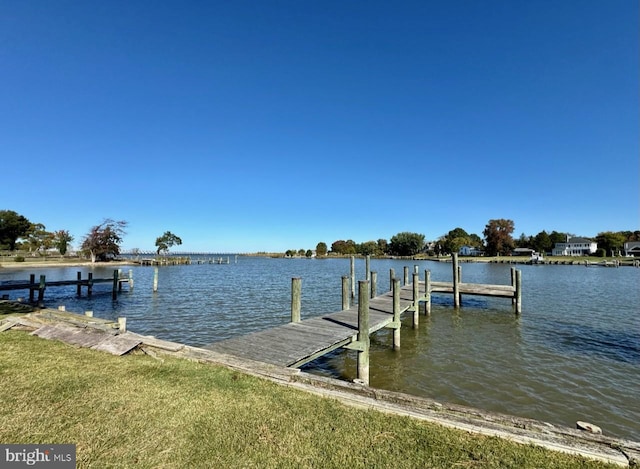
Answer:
[76,271,82,297]
[357,280,370,385]
[341,276,350,311]
[118,269,123,292]
[452,253,460,308]
[392,278,401,350]
[425,269,431,315]
[370,271,377,299]
[515,270,522,314]
[88,272,93,297]
[403,266,409,286]
[129,269,134,290]
[350,256,355,299]
[412,272,419,327]
[291,277,301,323]
[389,268,395,290]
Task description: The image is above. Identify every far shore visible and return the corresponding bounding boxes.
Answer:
[1,254,637,270]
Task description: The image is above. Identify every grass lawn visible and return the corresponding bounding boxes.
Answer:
[0,331,619,469]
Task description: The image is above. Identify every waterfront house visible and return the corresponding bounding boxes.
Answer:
[552,237,597,256]
[459,246,483,256]
[624,241,640,257]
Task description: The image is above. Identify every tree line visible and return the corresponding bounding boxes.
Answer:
[0,210,183,262]
[2,209,638,261]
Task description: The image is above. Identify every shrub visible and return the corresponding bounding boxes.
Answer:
[594,248,606,257]
[14,256,25,262]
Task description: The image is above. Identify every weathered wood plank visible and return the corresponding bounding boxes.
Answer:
[92,335,142,355]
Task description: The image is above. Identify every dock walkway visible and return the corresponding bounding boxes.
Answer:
[206,282,419,368]
[206,275,518,369]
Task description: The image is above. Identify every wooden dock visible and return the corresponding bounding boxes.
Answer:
[207,255,521,384]
[0,269,133,303]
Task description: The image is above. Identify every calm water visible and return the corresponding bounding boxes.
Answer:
[2,257,639,441]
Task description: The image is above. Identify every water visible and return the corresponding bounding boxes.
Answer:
[1,257,638,441]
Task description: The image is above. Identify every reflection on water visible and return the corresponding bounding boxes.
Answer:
[1,258,639,440]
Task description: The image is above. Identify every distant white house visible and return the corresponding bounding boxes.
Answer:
[624,241,640,257]
[459,245,483,256]
[552,237,597,256]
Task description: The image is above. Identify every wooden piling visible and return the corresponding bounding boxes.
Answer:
[153,267,159,292]
[118,317,127,332]
[515,270,522,314]
[452,253,460,308]
[403,266,409,285]
[118,269,123,292]
[511,268,516,305]
[291,277,301,323]
[29,274,35,303]
[128,269,134,290]
[357,280,370,385]
[85,311,93,317]
[88,272,93,297]
[112,270,118,300]
[350,256,355,299]
[342,276,350,311]
[76,272,82,296]
[412,272,419,328]
[365,255,371,281]
[425,269,431,315]
[392,278,401,350]
[370,271,377,299]
[38,275,46,304]
[389,268,395,288]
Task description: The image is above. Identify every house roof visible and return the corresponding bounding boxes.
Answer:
[567,237,594,243]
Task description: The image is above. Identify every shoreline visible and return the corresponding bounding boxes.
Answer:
[0,260,137,269]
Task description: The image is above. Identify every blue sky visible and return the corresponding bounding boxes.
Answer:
[1,1,638,252]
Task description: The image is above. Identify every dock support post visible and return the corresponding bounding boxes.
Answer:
[37,275,46,305]
[112,270,118,300]
[341,276,350,310]
[350,256,355,299]
[118,269,123,291]
[392,278,401,350]
[412,272,419,328]
[389,268,395,289]
[153,267,159,292]
[291,277,301,322]
[370,271,377,299]
[515,270,522,314]
[357,280,370,385]
[129,269,134,290]
[403,266,409,286]
[452,253,460,308]
[365,255,371,281]
[29,274,36,303]
[510,268,516,305]
[118,317,127,332]
[76,272,82,296]
[425,269,431,315]
[88,273,93,297]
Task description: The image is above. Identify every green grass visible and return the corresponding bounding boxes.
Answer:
[0,331,617,468]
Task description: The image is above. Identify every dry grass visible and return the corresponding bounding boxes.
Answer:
[0,331,618,468]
